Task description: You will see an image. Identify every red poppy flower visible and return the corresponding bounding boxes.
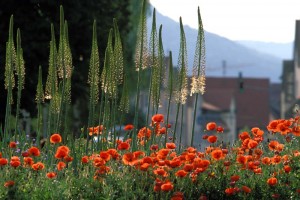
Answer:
[0,158,8,166]
[216,126,224,133]
[55,146,70,159]
[241,186,251,193]
[230,175,240,182]
[225,188,237,195]
[175,170,188,178]
[28,146,41,157]
[9,141,17,148]
[117,142,130,151]
[99,151,111,161]
[211,149,224,160]
[153,168,168,177]
[32,162,45,171]
[171,192,184,200]
[152,114,164,123]
[4,180,14,188]
[283,165,291,173]
[166,142,176,149]
[239,132,250,141]
[24,157,34,166]
[161,181,174,192]
[93,157,106,167]
[124,124,134,131]
[57,161,66,171]
[81,156,89,164]
[207,135,218,143]
[267,177,278,186]
[50,133,62,144]
[122,153,137,166]
[64,155,73,162]
[206,122,216,131]
[22,152,29,157]
[46,172,57,179]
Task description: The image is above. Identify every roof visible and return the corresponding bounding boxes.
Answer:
[203,77,270,130]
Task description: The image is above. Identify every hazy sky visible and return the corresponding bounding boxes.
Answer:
[149,0,300,43]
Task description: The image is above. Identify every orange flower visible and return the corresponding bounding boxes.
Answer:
[292,126,300,136]
[207,135,218,143]
[95,166,111,175]
[117,142,130,150]
[10,156,20,168]
[183,163,194,172]
[9,141,17,148]
[152,114,164,123]
[237,155,247,165]
[225,188,237,196]
[4,180,14,188]
[161,181,174,192]
[283,165,291,173]
[239,132,250,141]
[55,146,70,159]
[139,163,150,171]
[262,157,271,165]
[171,192,184,200]
[107,148,120,159]
[22,152,29,157]
[46,172,57,179]
[168,158,181,168]
[64,155,73,162]
[175,170,188,177]
[88,125,104,136]
[166,142,176,149]
[206,122,216,131]
[150,144,159,151]
[57,161,66,171]
[32,162,45,171]
[247,139,258,149]
[0,158,8,166]
[267,177,278,186]
[271,155,281,164]
[124,124,134,131]
[216,126,224,133]
[99,151,111,161]
[211,149,224,160]
[230,175,240,182]
[93,157,106,167]
[24,157,34,166]
[268,140,279,151]
[81,156,89,164]
[267,120,279,132]
[241,185,251,194]
[122,153,137,166]
[153,167,168,177]
[50,133,62,144]
[28,146,41,157]
[137,127,152,139]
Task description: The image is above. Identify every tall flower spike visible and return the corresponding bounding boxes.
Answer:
[134,0,148,71]
[16,29,25,90]
[45,24,58,100]
[175,17,188,105]
[35,66,44,103]
[149,9,160,106]
[119,74,129,113]
[191,7,206,95]
[63,21,72,104]
[113,19,124,85]
[101,30,117,98]
[5,15,16,92]
[88,20,100,105]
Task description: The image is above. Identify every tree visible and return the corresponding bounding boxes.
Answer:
[0,0,142,128]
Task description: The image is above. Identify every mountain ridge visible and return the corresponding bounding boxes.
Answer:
[147,10,283,83]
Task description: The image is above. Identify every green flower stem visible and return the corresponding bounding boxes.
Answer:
[165,51,173,145]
